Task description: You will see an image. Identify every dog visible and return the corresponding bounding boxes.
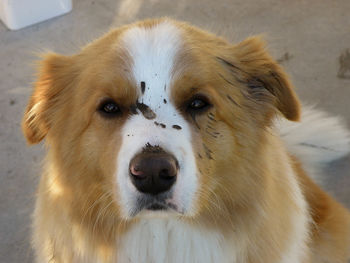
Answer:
[22,18,350,263]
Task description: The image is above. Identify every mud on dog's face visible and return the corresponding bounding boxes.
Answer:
[22,19,300,220]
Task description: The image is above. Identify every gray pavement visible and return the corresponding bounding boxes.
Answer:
[1,0,349,262]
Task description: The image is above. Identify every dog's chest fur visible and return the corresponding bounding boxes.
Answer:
[116,218,233,263]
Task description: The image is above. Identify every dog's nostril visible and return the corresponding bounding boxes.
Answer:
[159,168,169,178]
[129,152,178,195]
[130,165,146,179]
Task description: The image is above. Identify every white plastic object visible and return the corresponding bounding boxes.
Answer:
[0,0,72,31]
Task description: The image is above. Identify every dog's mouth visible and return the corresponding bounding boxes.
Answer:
[130,193,181,217]
[146,202,168,211]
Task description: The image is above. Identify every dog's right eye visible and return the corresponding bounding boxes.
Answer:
[98,99,121,118]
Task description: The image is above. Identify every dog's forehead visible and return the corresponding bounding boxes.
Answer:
[120,21,183,112]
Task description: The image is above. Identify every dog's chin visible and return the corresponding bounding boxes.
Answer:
[134,202,181,218]
[137,206,178,219]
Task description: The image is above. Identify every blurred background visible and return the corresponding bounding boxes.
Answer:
[0,0,349,262]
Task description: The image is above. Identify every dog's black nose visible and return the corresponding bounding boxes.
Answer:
[129,152,178,195]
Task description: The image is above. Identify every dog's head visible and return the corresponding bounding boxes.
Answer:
[23,19,300,220]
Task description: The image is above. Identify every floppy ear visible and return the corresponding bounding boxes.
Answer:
[22,53,74,144]
[229,36,301,121]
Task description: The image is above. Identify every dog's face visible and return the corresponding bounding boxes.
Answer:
[23,19,300,221]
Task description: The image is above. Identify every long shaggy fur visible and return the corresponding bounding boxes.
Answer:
[23,18,350,263]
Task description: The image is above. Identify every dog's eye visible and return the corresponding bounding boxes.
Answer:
[98,99,121,117]
[188,97,210,112]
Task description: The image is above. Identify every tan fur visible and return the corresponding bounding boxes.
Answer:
[23,18,350,262]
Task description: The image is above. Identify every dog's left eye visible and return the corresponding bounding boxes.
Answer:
[188,97,210,112]
[98,99,121,117]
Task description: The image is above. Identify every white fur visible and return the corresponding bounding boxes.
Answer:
[116,219,233,263]
[279,154,310,263]
[275,106,350,182]
[116,21,198,218]
[276,106,350,163]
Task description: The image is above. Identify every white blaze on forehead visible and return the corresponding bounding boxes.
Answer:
[121,21,181,99]
[116,21,198,218]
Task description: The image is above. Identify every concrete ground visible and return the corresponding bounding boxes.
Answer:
[1,0,349,262]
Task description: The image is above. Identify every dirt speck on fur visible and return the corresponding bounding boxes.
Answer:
[136,102,156,120]
[141,81,146,93]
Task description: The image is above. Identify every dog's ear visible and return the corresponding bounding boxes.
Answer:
[22,53,75,144]
[228,36,301,121]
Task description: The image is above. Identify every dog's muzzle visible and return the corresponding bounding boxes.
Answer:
[128,146,180,213]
